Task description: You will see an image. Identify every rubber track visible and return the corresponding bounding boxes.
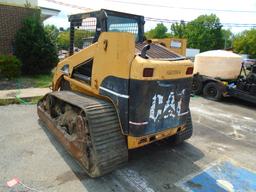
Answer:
[48,91,128,177]
[174,112,193,144]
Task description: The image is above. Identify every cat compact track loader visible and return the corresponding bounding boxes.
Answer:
[37,9,194,177]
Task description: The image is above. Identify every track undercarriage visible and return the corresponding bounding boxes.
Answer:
[37,91,128,177]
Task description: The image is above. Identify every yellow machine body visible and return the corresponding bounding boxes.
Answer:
[52,32,193,149]
[37,9,194,177]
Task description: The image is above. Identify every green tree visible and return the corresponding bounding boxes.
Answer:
[233,29,256,58]
[0,55,21,78]
[185,14,223,52]
[57,31,70,50]
[221,29,233,49]
[57,30,95,50]
[170,21,186,38]
[14,12,58,74]
[145,23,170,39]
[59,27,64,32]
[44,25,59,43]
[74,30,95,48]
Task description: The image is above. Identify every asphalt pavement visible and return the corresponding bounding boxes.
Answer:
[0,96,255,192]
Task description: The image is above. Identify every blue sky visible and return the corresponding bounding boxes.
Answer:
[39,0,256,33]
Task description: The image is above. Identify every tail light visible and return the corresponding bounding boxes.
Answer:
[143,68,154,77]
[186,67,194,75]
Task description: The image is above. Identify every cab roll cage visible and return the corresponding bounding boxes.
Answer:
[68,9,145,55]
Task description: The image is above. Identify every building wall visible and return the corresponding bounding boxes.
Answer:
[0,0,38,7]
[0,4,37,55]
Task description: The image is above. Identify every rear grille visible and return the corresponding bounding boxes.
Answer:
[136,43,184,60]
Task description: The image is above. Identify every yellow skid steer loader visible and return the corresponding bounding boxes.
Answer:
[37,9,194,177]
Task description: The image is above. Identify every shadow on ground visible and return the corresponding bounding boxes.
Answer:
[39,120,204,192]
[221,97,256,109]
[191,94,256,109]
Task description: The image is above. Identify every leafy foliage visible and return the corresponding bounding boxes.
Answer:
[145,15,225,52]
[57,31,70,50]
[14,12,58,75]
[57,30,95,50]
[169,14,227,52]
[233,29,256,58]
[75,30,95,48]
[185,14,224,52]
[145,23,170,39]
[170,21,186,38]
[44,25,59,44]
[0,55,22,79]
[221,29,233,49]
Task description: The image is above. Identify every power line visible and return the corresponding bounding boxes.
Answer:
[42,0,256,28]
[145,17,256,28]
[106,0,256,14]
[44,0,92,11]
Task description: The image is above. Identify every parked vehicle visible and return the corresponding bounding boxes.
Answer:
[192,50,256,104]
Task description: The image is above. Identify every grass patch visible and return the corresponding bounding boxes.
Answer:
[16,74,52,88]
[28,96,43,104]
[33,74,52,88]
[0,99,17,106]
[0,96,42,106]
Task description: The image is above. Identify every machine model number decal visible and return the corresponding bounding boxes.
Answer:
[166,70,181,75]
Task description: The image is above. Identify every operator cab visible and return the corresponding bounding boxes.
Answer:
[69,9,144,55]
[68,9,185,61]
